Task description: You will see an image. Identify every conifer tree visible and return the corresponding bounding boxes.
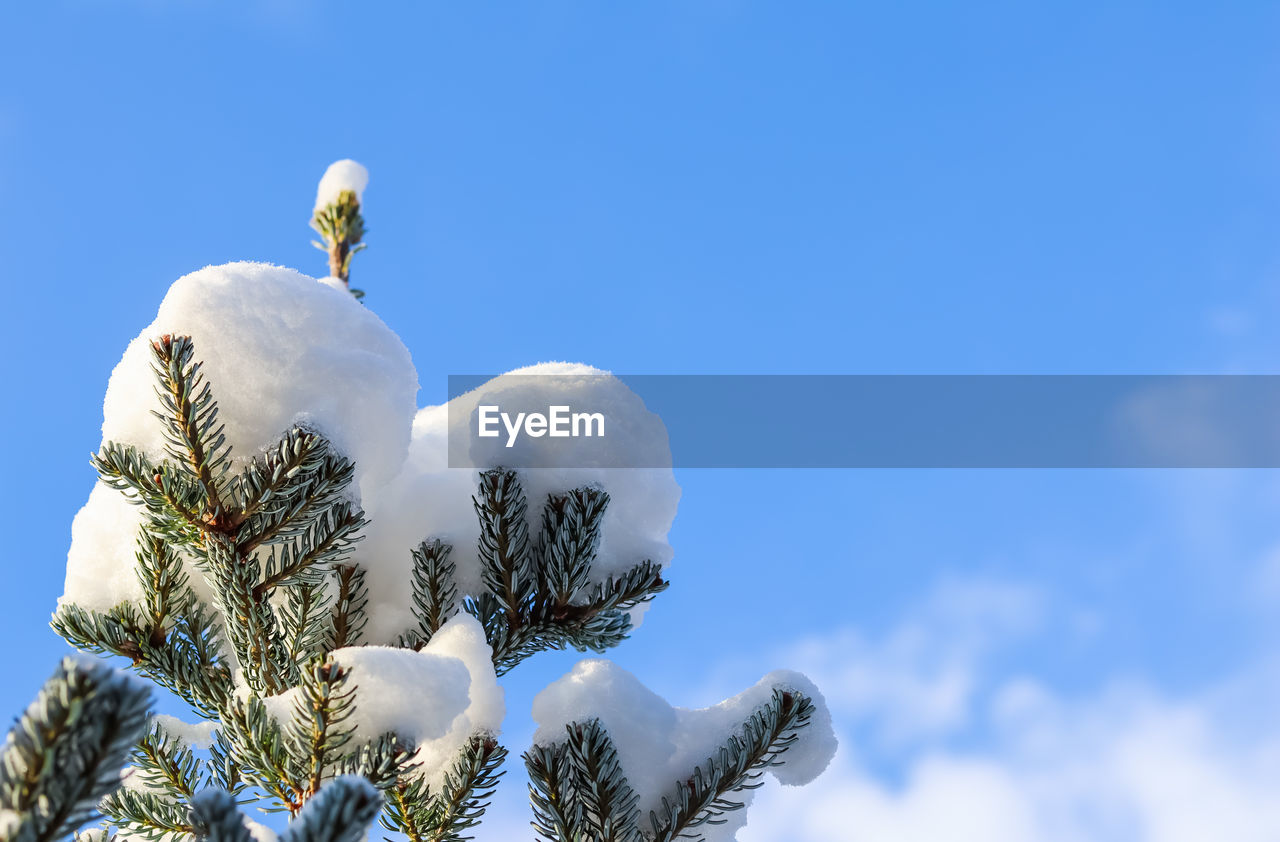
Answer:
[20,160,836,842]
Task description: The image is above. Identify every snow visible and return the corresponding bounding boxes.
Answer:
[406,613,505,789]
[314,159,369,211]
[358,363,680,643]
[532,660,837,841]
[254,615,503,788]
[188,790,277,842]
[55,256,716,828]
[152,714,217,750]
[531,659,678,809]
[61,482,147,611]
[61,260,678,648]
[62,261,677,657]
[100,262,417,499]
[61,481,218,614]
[448,364,679,591]
[63,261,416,616]
[326,644,471,744]
[244,819,278,842]
[258,642,472,751]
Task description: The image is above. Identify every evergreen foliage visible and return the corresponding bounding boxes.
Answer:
[21,173,827,841]
[0,657,151,842]
[522,688,818,842]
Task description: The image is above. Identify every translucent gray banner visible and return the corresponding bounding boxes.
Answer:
[445,375,1280,468]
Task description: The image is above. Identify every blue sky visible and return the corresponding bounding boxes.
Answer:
[4,3,1280,839]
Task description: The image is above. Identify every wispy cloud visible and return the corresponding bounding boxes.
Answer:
[778,578,1041,746]
[729,579,1280,842]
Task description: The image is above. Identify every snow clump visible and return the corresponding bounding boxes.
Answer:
[358,362,680,642]
[314,159,369,210]
[532,659,836,841]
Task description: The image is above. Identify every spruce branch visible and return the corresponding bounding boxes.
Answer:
[282,658,357,805]
[384,775,433,842]
[465,473,668,674]
[93,444,206,545]
[431,735,508,842]
[102,722,209,840]
[225,427,329,524]
[91,443,165,510]
[280,582,331,664]
[474,469,535,622]
[51,603,231,719]
[279,776,381,842]
[205,535,290,694]
[647,689,816,842]
[0,657,151,842]
[582,559,668,616]
[206,730,246,798]
[148,334,231,515]
[523,721,639,842]
[563,720,641,842]
[524,743,578,842]
[382,735,506,842]
[236,442,359,560]
[310,189,367,295]
[325,563,369,650]
[100,785,194,841]
[331,732,415,793]
[132,722,206,799]
[406,540,459,648]
[135,531,194,648]
[188,789,255,842]
[467,556,667,675]
[255,501,365,594]
[538,488,608,606]
[217,696,298,813]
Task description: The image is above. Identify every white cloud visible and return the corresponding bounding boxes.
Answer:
[731,582,1280,842]
[777,578,1041,745]
[740,674,1280,842]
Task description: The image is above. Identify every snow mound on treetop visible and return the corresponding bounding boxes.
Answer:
[314,159,368,210]
[358,362,680,643]
[100,261,417,497]
[63,260,678,659]
[532,660,837,842]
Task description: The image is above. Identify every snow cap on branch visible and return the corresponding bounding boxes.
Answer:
[152,714,217,750]
[532,660,837,841]
[314,159,369,211]
[255,642,470,754]
[326,644,470,745]
[406,613,505,787]
[254,615,502,766]
[358,363,680,643]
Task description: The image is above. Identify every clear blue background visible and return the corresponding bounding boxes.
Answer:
[3,2,1280,836]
